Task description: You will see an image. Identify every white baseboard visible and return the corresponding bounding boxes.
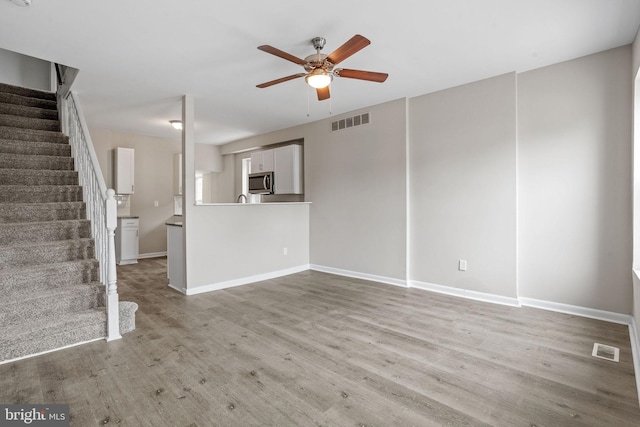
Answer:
[185,264,311,296]
[0,337,104,366]
[168,283,186,295]
[629,320,640,406]
[309,264,407,288]
[138,251,167,259]
[409,280,521,307]
[518,297,633,325]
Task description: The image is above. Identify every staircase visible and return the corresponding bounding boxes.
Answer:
[0,82,110,362]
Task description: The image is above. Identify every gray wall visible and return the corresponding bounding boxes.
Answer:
[223,99,408,283]
[90,129,181,256]
[517,46,632,313]
[0,47,50,91]
[306,99,407,281]
[218,46,633,315]
[409,73,517,297]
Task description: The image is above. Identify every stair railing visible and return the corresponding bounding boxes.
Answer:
[63,91,121,341]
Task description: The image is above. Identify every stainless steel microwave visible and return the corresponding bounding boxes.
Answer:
[248,171,274,194]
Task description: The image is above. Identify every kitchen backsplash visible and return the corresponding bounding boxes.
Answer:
[115,194,131,217]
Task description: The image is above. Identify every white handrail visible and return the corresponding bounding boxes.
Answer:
[63,91,120,341]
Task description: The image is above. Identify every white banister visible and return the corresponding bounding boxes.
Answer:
[105,189,121,341]
[63,91,121,341]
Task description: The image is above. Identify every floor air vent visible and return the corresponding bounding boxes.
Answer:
[592,343,619,362]
[331,112,370,132]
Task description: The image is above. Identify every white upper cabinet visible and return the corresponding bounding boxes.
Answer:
[114,147,135,194]
[274,145,303,194]
[250,150,274,173]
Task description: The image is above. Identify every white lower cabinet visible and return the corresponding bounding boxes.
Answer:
[116,217,139,265]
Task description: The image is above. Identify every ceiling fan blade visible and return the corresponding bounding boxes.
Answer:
[257,73,306,88]
[334,68,388,83]
[316,86,330,101]
[257,45,307,66]
[326,34,370,65]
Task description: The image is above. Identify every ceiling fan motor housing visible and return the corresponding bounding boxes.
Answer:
[311,37,326,51]
[303,53,332,72]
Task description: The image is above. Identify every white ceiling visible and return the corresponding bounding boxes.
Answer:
[0,0,639,145]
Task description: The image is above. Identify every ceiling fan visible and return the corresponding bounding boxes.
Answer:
[256,34,388,101]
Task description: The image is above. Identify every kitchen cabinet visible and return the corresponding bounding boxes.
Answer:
[274,144,303,194]
[250,150,274,173]
[173,153,182,195]
[116,217,139,265]
[114,147,135,194]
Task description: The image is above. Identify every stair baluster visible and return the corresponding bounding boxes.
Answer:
[63,92,121,341]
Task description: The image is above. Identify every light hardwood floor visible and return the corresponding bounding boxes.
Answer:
[1,257,639,426]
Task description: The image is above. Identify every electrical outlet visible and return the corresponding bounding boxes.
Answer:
[283,247,288,255]
[458,259,467,271]
[154,200,159,207]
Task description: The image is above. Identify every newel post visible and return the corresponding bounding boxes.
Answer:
[105,189,122,341]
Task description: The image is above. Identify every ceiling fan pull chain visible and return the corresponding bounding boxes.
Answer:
[307,86,310,117]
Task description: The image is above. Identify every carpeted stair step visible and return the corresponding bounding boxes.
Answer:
[0,259,99,294]
[0,81,134,363]
[0,219,91,246]
[0,169,78,185]
[0,153,74,171]
[0,126,68,144]
[0,82,56,102]
[0,92,57,111]
[0,102,59,121]
[1,284,104,326]
[120,301,139,334]
[0,185,83,203]
[0,113,60,132]
[0,238,94,267]
[0,138,71,157]
[0,201,85,223]
[0,309,106,362]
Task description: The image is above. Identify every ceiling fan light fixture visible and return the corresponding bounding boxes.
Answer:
[305,70,332,89]
[169,120,183,130]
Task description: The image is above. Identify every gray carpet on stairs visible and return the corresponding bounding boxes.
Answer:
[0,82,136,363]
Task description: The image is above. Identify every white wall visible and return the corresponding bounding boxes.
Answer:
[195,143,223,173]
[518,46,632,313]
[409,73,517,297]
[631,28,640,351]
[184,204,309,289]
[0,47,50,91]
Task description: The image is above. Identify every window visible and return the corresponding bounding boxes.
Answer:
[242,158,251,196]
[195,173,203,204]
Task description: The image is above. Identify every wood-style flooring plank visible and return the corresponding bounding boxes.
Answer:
[1,258,639,426]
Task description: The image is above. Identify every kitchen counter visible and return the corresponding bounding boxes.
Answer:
[165,221,183,227]
[118,215,139,218]
[196,202,311,206]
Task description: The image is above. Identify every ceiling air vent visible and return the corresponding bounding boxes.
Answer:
[331,112,371,132]
[592,343,619,362]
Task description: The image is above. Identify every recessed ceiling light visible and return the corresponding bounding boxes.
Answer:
[169,120,182,130]
[10,0,31,6]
